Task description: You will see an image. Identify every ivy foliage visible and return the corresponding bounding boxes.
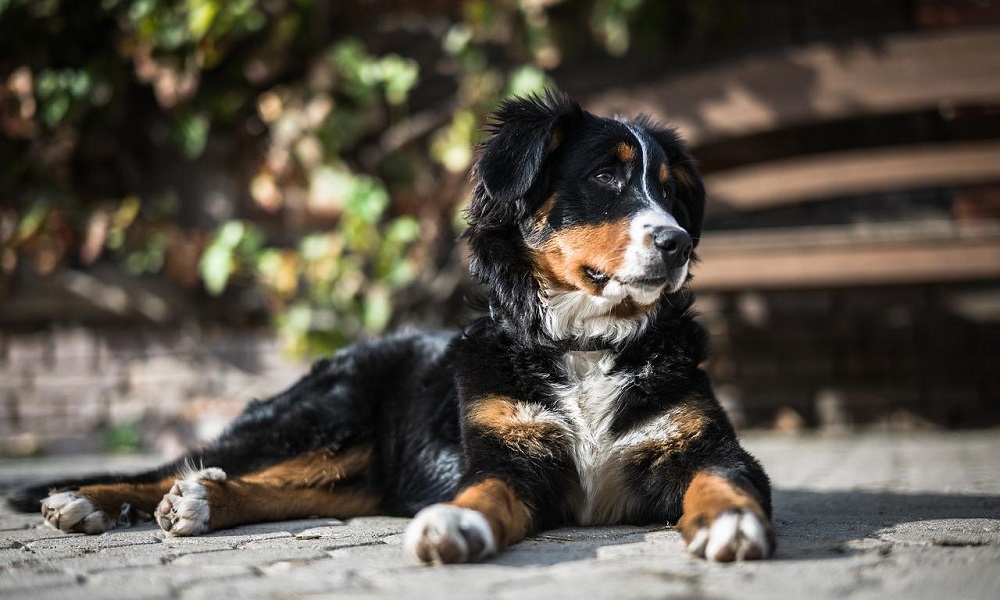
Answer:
[0,0,662,355]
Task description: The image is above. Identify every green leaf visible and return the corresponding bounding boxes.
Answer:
[284,302,313,333]
[216,220,245,248]
[299,233,332,261]
[42,95,70,127]
[384,216,420,245]
[103,422,144,453]
[378,55,419,105]
[199,222,249,295]
[506,66,549,97]
[172,112,210,158]
[16,201,50,241]
[199,244,233,295]
[344,176,389,224]
[362,285,392,332]
[236,223,264,254]
[431,109,477,173]
[187,0,220,40]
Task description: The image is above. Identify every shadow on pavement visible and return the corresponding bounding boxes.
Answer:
[767,488,1000,561]
[489,488,1000,567]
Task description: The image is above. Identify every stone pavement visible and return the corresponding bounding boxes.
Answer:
[1,432,997,600]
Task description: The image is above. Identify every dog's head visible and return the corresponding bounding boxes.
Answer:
[465,91,705,346]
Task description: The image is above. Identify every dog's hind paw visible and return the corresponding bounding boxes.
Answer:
[404,504,497,564]
[41,491,115,534]
[154,468,225,537]
[684,508,773,562]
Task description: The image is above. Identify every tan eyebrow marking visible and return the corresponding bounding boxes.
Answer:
[615,142,636,163]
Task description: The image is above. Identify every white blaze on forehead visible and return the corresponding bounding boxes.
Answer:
[623,122,661,208]
[621,122,678,226]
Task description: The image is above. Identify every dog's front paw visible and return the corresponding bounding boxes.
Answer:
[404,504,497,564]
[41,491,115,534]
[154,468,225,537]
[681,508,773,562]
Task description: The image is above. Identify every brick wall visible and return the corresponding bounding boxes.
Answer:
[0,326,307,457]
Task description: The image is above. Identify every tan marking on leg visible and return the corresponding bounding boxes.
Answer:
[239,447,371,487]
[615,142,636,163]
[676,471,766,543]
[450,478,533,550]
[467,395,567,457]
[73,478,177,518]
[197,447,380,531]
[624,399,713,468]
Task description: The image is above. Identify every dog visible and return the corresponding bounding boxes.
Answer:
[7,91,774,563]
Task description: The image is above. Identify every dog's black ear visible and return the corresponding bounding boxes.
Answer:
[642,122,706,246]
[469,91,581,229]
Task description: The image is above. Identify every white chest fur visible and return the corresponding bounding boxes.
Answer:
[556,350,643,524]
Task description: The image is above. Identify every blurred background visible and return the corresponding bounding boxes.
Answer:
[0,0,997,458]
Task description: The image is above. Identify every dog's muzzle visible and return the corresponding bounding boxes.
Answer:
[618,221,691,291]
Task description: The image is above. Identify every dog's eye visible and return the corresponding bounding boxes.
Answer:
[594,172,616,186]
[661,186,671,200]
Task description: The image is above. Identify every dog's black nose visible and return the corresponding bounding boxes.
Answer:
[651,227,693,266]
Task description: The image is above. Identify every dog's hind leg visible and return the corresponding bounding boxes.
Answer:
[153,445,380,536]
[40,477,179,534]
[34,444,379,536]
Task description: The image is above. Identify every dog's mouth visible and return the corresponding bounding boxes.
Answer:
[583,267,677,290]
[605,266,688,299]
[584,267,670,290]
[620,275,670,289]
[582,266,611,285]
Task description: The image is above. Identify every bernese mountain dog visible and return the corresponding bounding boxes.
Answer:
[7,91,774,563]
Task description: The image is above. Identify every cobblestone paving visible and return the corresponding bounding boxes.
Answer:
[1,432,998,600]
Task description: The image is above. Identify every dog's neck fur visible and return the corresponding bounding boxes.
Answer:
[486,280,687,354]
[536,285,654,348]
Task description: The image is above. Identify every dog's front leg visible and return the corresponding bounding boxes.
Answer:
[404,476,533,564]
[676,469,775,561]
[405,393,572,564]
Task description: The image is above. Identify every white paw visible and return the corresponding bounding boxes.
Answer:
[686,509,772,561]
[41,491,114,534]
[404,504,497,564]
[154,468,225,537]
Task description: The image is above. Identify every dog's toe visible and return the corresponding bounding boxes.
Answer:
[685,509,772,562]
[403,504,497,564]
[154,469,223,537]
[41,491,114,534]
